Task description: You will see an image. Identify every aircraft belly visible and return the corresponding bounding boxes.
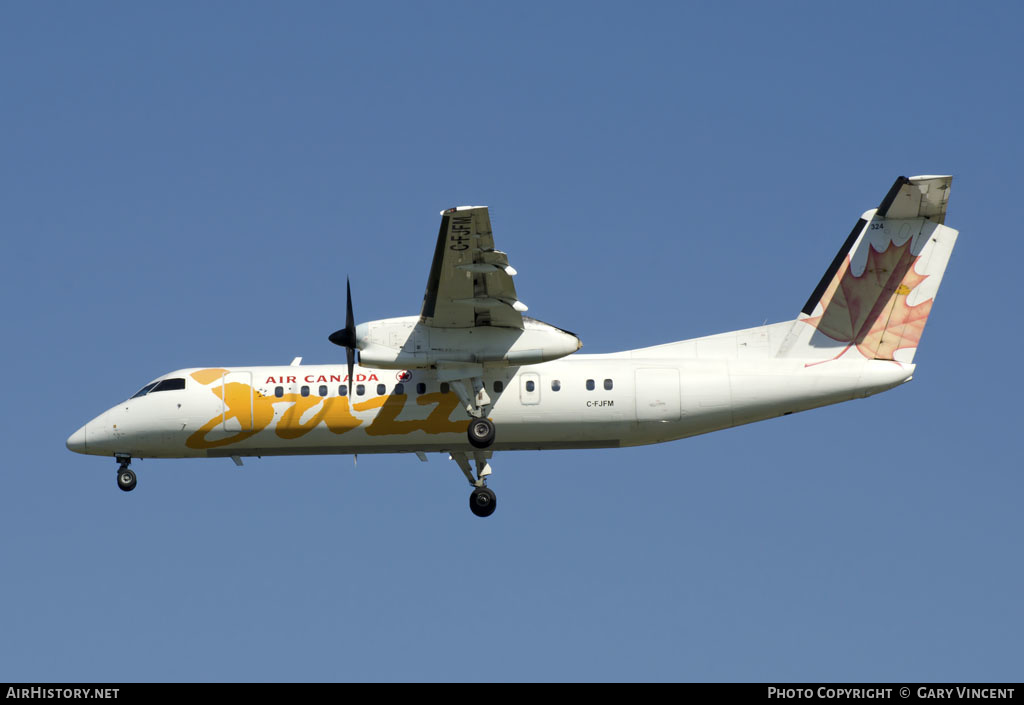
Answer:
[198,420,628,457]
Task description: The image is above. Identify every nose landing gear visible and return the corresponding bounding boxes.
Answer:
[116,457,136,492]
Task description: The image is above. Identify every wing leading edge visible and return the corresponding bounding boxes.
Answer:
[420,206,526,329]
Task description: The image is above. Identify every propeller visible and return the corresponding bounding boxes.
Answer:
[328,278,357,387]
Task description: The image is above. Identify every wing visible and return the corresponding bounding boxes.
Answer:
[419,206,526,329]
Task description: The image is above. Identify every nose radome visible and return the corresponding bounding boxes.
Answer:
[66,424,87,454]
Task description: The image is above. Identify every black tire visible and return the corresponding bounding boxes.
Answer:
[467,417,495,449]
[117,468,137,492]
[469,487,497,518]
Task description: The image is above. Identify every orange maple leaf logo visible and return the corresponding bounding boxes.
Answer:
[803,237,933,362]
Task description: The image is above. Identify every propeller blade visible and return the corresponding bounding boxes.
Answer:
[346,345,355,391]
[328,277,358,387]
[345,278,354,338]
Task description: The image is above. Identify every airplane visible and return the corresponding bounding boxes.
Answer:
[67,175,958,517]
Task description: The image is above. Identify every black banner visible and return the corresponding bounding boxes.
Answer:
[0,683,1021,694]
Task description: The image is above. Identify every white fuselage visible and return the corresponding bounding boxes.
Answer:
[67,343,913,461]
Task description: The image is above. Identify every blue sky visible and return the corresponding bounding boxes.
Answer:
[2,2,1021,682]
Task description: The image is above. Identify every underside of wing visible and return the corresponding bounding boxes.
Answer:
[420,207,526,329]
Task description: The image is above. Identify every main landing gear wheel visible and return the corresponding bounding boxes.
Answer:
[117,468,137,492]
[469,486,497,518]
[467,417,495,449]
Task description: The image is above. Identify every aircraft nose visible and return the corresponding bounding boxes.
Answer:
[66,424,88,454]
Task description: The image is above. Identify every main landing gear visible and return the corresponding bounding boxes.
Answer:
[467,417,495,449]
[116,457,136,492]
[448,376,496,449]
[451,451,496,517]
[470,487,496,517]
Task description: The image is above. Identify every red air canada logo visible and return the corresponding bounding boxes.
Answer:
[397,370,412,383]
[263,373,379,384]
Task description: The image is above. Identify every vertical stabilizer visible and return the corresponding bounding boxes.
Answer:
[778,176,958,364]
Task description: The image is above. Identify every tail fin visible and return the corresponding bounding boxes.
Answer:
[778,175,958,364]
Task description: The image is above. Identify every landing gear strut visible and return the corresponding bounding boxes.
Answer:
[450,451,497,517]
[447,375,496,449]
[116,457,136,492]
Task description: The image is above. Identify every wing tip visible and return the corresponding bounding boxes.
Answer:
[440,205,488,215]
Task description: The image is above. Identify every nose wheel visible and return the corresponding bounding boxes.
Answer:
[116,459,137,492]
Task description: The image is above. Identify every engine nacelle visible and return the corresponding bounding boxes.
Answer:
[354,316,581,370]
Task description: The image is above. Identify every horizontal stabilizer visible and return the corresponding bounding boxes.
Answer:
[877,175,952,224]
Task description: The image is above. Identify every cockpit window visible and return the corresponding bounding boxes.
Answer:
[151,378,186,393]
[130,382,159,399]
[129,377,186,399]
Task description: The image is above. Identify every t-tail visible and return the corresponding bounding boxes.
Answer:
[777,175,958,364]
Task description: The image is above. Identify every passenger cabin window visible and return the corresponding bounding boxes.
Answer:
[526,380,535,392]
[356,384,365,396]
[339,384,348,396]
[395,384,405,395]
[319,385,328,397]
[551,380,561,392]
[494,380,503,393]
[274,386,284,398]
[440,383,450,394]
[301,385,310,397]
[586,379,595,391]
[604,379,613,391]
[377,383,386,396]
[417,383,426,395]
